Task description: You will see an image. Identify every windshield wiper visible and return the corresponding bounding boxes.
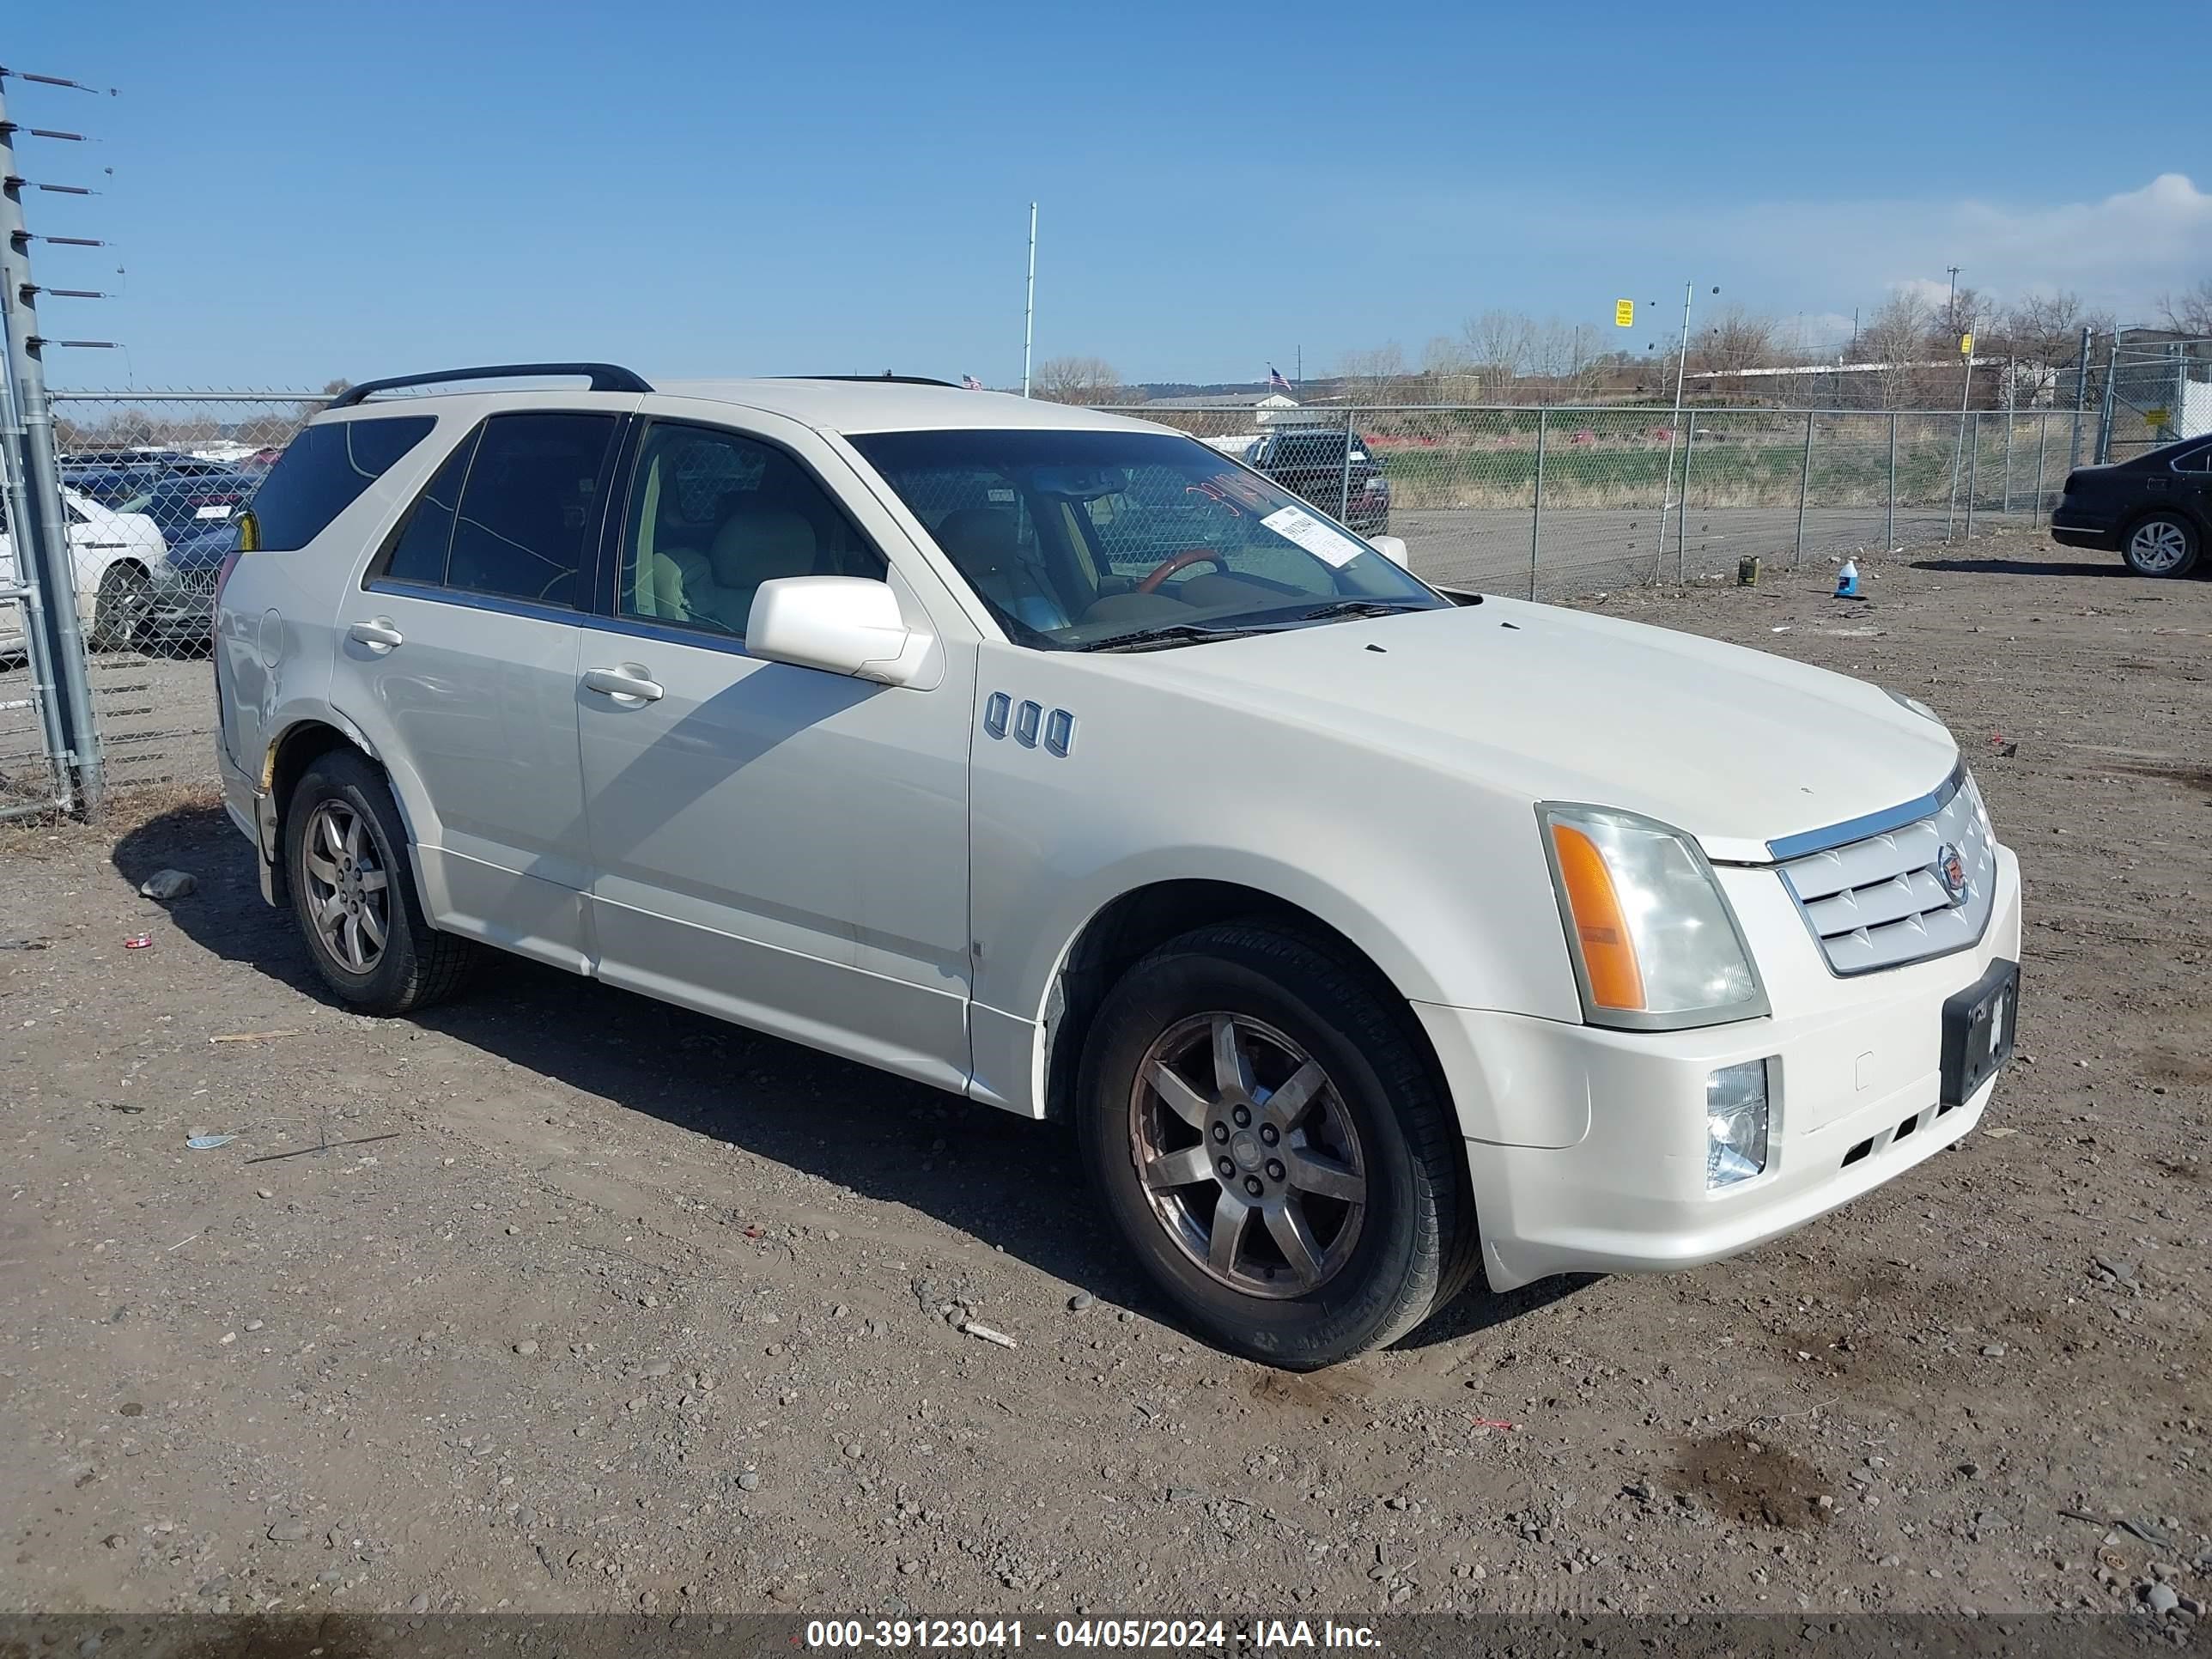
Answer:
[1298,599,1429,622]
[1081,623,1287,653]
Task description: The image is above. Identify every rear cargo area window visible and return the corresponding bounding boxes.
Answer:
[248,416,436,550]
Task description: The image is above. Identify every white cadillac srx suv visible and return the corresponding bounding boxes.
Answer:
[213,365,2022,1369]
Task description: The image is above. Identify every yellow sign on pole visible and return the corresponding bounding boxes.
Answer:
[1959,332,1973,356]
[1614,299,1635,328]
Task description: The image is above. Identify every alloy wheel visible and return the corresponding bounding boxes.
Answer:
[2128,519,2190,574]
[301,799,389,974]
[1127,1012,1367,1297]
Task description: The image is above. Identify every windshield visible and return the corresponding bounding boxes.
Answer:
[848,428,1442,649]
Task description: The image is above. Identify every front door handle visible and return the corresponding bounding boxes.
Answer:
[581,665,665,704]
[347,618,404,651]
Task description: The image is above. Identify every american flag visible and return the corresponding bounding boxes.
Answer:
[961,374,984,391]
[1267,365,1292,391]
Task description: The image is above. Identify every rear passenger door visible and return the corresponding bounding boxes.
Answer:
[329,409,625,974]
[574,414,975,1091]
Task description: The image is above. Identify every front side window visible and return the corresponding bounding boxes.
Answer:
[615,422,884,640]
[442,412,620,609]
[848,428,1441,649]
[246,415,434,551]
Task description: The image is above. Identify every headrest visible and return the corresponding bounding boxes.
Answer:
[709,507,816,586]
[934,507,1021,570]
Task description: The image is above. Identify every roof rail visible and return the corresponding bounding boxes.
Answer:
[327,362,653,408]
[783,374,958,388]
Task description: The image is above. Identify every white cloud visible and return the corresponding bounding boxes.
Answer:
[1720,173,2212,319]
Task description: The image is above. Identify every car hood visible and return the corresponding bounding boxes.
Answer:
[1117,599,1960,863]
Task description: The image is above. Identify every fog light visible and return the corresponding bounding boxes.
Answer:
[1706,1060,1771,1188]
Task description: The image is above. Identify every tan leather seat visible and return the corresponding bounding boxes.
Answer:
[687,507,817,635]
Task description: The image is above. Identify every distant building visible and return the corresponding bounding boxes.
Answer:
[1136,391,1302,417]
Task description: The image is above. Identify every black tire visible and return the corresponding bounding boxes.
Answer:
[283,747,474,1016]
[1078,921,1478,1369]
[88,563,150,652]
[2121,512,2200,578]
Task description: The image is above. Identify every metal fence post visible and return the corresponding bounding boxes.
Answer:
[0,366,71,815]
[2001,368,2014,515]
[1886,413,1898,551]
[2068,325,2091,475]
[1528,407,1547,601]
[1794,410,1814,567]
[1965,415,1981,542]
[1674,412,1696,583]
[2095,331,2119,465]
[0,77,103,811]
[2033,410,2049,525]
[1339,407,1355,521]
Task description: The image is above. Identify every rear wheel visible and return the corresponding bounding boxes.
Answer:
[88,563,150,651]
[284,748,474,1015]
[2122,513,2199,577]
[1079,922,1477,1369]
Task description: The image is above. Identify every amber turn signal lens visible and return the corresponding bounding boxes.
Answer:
[1548,821,1647,1011]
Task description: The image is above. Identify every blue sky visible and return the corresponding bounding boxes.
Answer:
[10,0,2210,390]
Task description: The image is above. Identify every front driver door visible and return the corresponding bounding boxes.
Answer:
[576,414,974,1091]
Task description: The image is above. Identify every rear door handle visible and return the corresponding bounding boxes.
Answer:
[582,665,665,704]
[347,618,404,650]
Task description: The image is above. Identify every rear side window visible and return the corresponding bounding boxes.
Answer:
[446,413,620,608]
[380,428,481,585]
[246,416,434,550]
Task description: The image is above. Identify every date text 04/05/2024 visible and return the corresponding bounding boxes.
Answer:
[803,1618,1382,1649]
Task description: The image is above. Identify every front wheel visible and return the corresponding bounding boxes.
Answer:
[1078,922,1478,1369]
[88,563,151,651]
[2122,513,2199,578]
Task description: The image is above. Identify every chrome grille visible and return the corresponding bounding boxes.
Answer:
[1776,770,1996,975]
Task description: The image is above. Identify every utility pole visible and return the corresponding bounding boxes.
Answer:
[1945,302,1978,542]
[1945,265,1960,330]
[1020,202,1036,398]
[0,69,104,810]
[1653,281,1698,571]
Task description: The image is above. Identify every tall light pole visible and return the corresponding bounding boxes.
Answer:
[1020,203,1037,398]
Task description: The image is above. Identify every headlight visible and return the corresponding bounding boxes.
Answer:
[1885,688,1944,725]
[1539,804,1769,1030]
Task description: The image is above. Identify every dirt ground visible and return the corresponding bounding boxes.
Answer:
[2,528,2206,1632]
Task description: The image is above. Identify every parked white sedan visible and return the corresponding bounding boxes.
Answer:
[211,366,2022,1368]
[0,489,170,656]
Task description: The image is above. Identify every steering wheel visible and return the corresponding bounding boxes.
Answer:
[1134,548,1228,596]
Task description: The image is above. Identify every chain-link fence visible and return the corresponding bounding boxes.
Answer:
[2091,335,2212,464]
[40,391,323,798]
[0,390,2093,811]
[1120,403,2083,596]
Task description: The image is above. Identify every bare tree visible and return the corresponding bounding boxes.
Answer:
[1693,305,1778,386]
[1461,309,1534,398]
[1418,335,1481,402]
[1860,290,1936,409]
[2160,278,2212,336]
[1030,356,1125,404]
[1993,290,2111,368]
[1335,343,1413,404]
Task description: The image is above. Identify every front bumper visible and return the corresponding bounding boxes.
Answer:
[1419,843,2023,1291]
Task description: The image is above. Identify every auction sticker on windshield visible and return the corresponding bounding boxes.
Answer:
[1261,505,1364,567]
